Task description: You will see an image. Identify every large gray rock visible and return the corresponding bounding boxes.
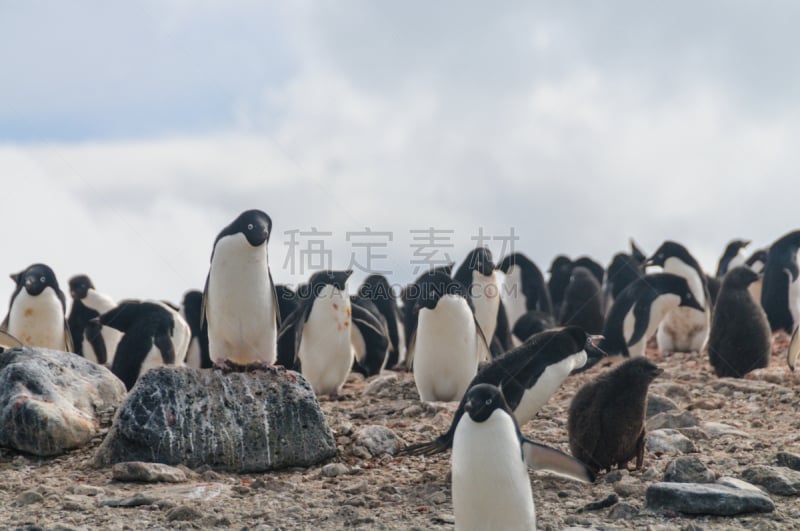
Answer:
[647,411,699,431]
[646,394,680,418]
[94,366,336,472]
[646,429,697,454]
[646,482,775,515]
[0,347,126,456]
[741,465,800,496]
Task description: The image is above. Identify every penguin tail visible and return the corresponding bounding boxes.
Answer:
[396,437,450,457]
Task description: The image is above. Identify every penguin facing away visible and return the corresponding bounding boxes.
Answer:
[278,270,355,396]
[453,247,513,356]
[408,270,490,402]
[67,274,120,365]
[647,241,711,353]
[761,230,800,333]
[568,357,663,473]
[573,256,605,285]
[349,295,390,377]
[559,266,605,335]
[599,273,704,358]
[452,384,594,531]
[2,263,72,352]
[548,255,573,317]
[401,326,606,456]
[497,252,553,336]
[708,266,771,378]
[357,274,406,369]
[511,310,556,343]
[203,209,280,368]
[716,239,751,278]
[101,300,188,390]
[275,284,301,369]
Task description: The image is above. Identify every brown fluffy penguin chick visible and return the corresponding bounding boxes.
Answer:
[708,266,771,378]
[568,357,663,474]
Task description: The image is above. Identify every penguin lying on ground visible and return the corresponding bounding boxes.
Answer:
[647,241,711,353]
[599,273,703,358]
[708,266,771,378]
[400,326,606,456]
[101,300,191,390]
[203,209,280,369]
[2,263,72,352]
[407,270,490,402]
[452,384,594,531]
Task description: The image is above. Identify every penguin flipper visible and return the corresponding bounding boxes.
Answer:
[84,319,108,365]
[62,319,74,353]
[493,301,513,352]
[99,301,142,333]
[276,305,309,369]
[350,301,389,376]
[269,270,281,330]
[473,315,492,361]
[627,300,654,349]
[521,439,596,483]
[0,329,23,349]
[405,331,416,370]
[199,274,210,330]
[0,312,9,332]
[154,331,176,365]
[788,325,800,371]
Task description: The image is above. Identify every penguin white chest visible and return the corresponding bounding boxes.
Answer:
[471,271,500,344]
[9,288,66,351]
[511,350,586,426]
[298,286,353,396]
[502,266,527,332]
[207,235,276,364]
[413,295,480,402]
[658,258,709,352]
[452,410,535,530]
[630,294,681,357]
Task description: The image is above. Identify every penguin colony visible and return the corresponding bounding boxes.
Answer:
[2,210,798,529]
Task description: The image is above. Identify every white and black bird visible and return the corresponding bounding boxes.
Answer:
[451,384,595,531]
[401,264,454,349]
[2,263,72,352]
[603,240,647,312]
[279,270,366,396]
[761,230,800,334]
[497,252,553,340]
[716,239,751,278]
[407,270,490,402]
[599,273,704,358]
[101,300,190,390]
[401,326,606,456]
[349,294,390,377]
[454,247,512,356]
[202,209,280,369]
[67,274,120,365]
[357,274,406,369]
[647,241,711,353]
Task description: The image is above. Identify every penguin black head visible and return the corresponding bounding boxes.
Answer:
[722,266,760,289]
[549,255,572,274]
[219,209,272,248]
[497,252,535,274]
[746,249,768,271]
[308,269,353,296]
[462,383,511,423]
[573,257,604,284]
[724,239,751,255]
[359,274,395,302]
[462,247,495,276]
[614,357,664,384]
[69,274,95,300]
[414,271,467,312]
[12,263,60,297]
[676,280,704,312]
[646,241,695,269]
[630,239,647,264]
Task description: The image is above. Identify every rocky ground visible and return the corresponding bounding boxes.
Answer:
[1,336,799,530]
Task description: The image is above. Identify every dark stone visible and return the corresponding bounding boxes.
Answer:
[93,366,336,472]
[664,457,715,484]
[776,452,800,471]
[646,395,680,418]
[646,482,774,515]
[578,493,619,512]
[0,347,126,456]
[741,465,800,496]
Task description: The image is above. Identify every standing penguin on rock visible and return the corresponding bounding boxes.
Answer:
[454,247,512,356]
[599,273,704,358]
[647,241,711,353]
[708,266,771,378]
[568,357,663,474]
[761,230,800,334]
[2,263,72,352]
[452,384,595,531]
[67,274,120,365]
[278,270,362,396]
[559,266,604,335]
[202,209,281,369]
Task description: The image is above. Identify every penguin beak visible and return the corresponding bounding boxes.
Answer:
[463,400,474,413]
[572,340,609,374]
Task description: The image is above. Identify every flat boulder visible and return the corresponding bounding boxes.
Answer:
[0,347,126,456]
[94,366,336,472]
[646,482,774,515]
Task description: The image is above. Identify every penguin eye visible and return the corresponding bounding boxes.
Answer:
[40,276,45,283]
[485,398,492,405]
[247,223,254,230]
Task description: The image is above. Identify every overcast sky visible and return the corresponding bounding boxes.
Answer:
[2,1,799,309]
